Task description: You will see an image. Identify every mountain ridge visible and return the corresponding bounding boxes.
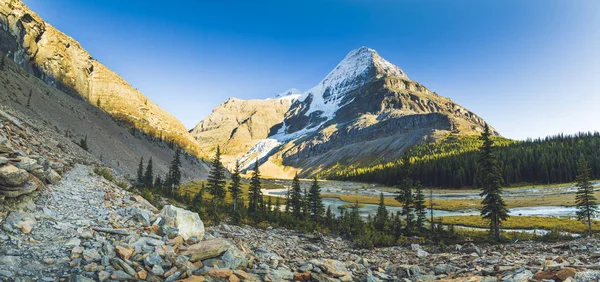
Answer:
[0,0,205,159]
[192,47,498,178]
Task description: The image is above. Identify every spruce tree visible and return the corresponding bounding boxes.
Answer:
[290,173,303,218]
[575,154,598,237]
[478,124,509,241]
[154,175,162,191]
[229,159,242,211]
[374,192,389,232]
[192,185,205,217]
[307,177,325,222]
[167,148,182,196]
[207,146,226,223]
[302,187,309,219]
[144,157,153,189]
[248,160,263,219]
[429,187,435,232]
[413,182,426,231]
[396,155,414,234]
[137,156,144,187]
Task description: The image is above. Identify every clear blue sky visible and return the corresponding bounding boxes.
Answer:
[23,0,600,140]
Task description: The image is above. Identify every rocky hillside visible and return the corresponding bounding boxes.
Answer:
[0,51,209,183]
[0,0,204,158]
[1,164,600,281]
[192,47,498,178]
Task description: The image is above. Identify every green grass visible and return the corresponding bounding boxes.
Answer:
[435,215,600,234]
[178,180,285,204]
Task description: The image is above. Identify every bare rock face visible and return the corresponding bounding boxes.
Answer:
[0,164,29,186]
[0,0,203,158]
[192,47,499,178]
[159,205,205,240]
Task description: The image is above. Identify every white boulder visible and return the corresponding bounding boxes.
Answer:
[159,205,204,240]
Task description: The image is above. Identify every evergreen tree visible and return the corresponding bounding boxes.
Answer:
[137,156,144,186]
[167,148,182,196]
[307,177,325,221]
[229,159,242,211]
[374,192,389,232]
[27,89,32,107]
[207,146,226,223]
[154,175,162,191]
[290,173,303,218]
[575,155,598,237]
[413,182,426,231]
[144,157,153,189]
[192,185,205,217]
[248,160,263,219]
[429,187,435,232]
[302,187,309,219]
[395,155,414,234]
[325,206,334,226]
[478,124,509,241]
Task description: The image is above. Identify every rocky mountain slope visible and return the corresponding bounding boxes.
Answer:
[0,0,204,158]
[192,47,498,177]
[0,51,209,184]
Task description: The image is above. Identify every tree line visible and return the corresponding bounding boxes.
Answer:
[327,132,600,189]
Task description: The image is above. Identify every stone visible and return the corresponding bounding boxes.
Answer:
[0,255,21,267]
[159,205,204,240]
[151,264,165,276]
[144,252,164,267]
[294,272,311,282]
[13,157,39,172]
[208,268,233,278]
[220,246,249,269]
[45,169,61,184]
[111,270,133,281]
[130,208,151,226]
[310,259,351,278]
[98,271,110,282]
[0,164,29,186]
[434,264,458,275]
[80,230,93,239]
[555,268,577,281]
[411,244,429,258]
[136,270,148,280]
[65,237,81,247]
[180,276,206,282]
[115,245,134,260]
[180,238,229,262]
[82,248,101,262]
[512,270,534,282]
[0,177,41,198]
[574,270,600,282]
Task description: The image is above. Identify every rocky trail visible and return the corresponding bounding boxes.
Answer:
[2,165,600,281]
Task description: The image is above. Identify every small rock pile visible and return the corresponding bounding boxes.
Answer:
[0,112,66,199]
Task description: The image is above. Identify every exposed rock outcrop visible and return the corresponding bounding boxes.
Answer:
[0,0,204,158]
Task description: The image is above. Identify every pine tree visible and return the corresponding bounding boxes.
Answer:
[374,192,389,232]
[575,154,598,237]
[192,185,205,217]
[27,89,32,107]
[478,124,509,241]
[144,157,153,189]
[229,159,242,211]
[307,177,325,221]
[302,187,309,219]
[248,160,263,219]
[207,146,226,223]
[413,182,426,232]
[154,175,162,191]
[429,187,435,232]
[290,173,303,218]
[167,148,182,197]
[325,206,334,226]
[137,156,144,187]
[396,155,414,234]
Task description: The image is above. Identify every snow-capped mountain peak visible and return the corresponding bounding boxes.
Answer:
[298,46,408,122]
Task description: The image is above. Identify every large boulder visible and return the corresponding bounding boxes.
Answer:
[0,164,30,186]
[159,205,204,240]
[180,238,229,262]
[0,176,42,198]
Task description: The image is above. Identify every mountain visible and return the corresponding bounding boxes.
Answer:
[192,47,498,178]
[0,0,203,158]
[0,1,209,179]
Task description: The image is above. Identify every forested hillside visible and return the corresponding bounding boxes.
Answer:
[326,132,600,188]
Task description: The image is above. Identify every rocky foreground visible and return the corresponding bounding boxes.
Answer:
[0,165,599,282]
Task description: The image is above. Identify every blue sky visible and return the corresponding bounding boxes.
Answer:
[23,0,600,140]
